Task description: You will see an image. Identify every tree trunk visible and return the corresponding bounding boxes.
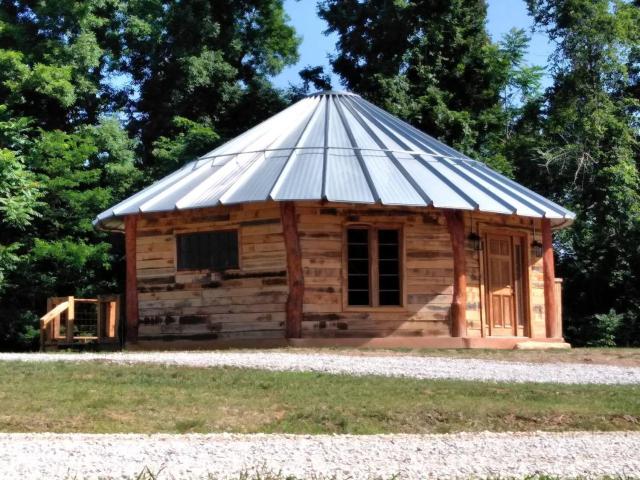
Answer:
[125,215,139,343]
[280,202,304,338]
[444,210,467,337]
[542,218,558,338]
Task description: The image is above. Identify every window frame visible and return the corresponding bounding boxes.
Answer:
[342,223,406,311]
[173,226,242,274]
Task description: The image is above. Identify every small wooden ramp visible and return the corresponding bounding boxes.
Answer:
[40,296,121,351]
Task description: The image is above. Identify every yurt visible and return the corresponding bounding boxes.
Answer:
[94,91,575,349]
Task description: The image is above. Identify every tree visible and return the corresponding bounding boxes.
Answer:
[121,0,300,175]
[524,0,640,345]
[0,0,141,349]
[318,0,542,174]
[0,148,40,293]
[0,0,301,349]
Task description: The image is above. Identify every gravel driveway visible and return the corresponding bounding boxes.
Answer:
[2,351,640,384]
[1,431,639,479]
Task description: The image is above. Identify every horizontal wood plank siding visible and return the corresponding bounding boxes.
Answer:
[136,203,287,341]
[297,203,453,338]
[133,200,547,344]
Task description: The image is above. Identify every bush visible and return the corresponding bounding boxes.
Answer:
[0,308,39,351]
[566,309,623,347]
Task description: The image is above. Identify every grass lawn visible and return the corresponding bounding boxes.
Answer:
[281,347,640,367]
[1,361,639,434]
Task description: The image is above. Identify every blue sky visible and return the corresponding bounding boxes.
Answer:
[272,0,554,89]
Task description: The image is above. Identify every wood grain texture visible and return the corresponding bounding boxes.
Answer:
[131,201,550,345]
[444,210,467,337]
[125,215,139,342]
[542,218,558,338]
[280,202,304,338]
[135,203,287,341]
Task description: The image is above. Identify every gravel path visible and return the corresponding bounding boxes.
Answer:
[2,351,640,385]
[1,431,639,479]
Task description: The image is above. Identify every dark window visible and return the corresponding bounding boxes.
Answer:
[346,227,402,307]
[347,228,370,305]
[177,230,239,271]
[378,229,400,305]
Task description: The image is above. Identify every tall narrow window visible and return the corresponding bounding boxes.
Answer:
[346,227,402,307]
[347,228,370,305]
[378,229,400,305]
[177,230,239,271]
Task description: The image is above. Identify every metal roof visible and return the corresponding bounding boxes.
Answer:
[95,91,575,230]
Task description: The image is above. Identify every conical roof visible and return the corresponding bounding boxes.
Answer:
[95,90,575,230]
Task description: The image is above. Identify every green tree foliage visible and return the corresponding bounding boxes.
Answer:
[286,65,334,101]
[0,0,299,349]
[318,0,543,174]
[521,0,640,346]
[0,0,141,349]
[121,0,300,175]
[0,149,40,292]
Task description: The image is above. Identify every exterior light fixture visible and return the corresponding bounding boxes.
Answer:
[531,240,543,258]
[531,222,543,257]
[467,213,482,251]
[467,232,482,251]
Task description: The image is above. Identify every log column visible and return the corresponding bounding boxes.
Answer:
[280,202,304,338]
[124,215,139,343]
[444,210,467,337]
[542,218,558,338]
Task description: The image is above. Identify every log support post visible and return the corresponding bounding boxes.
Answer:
[280,202,304,338]
[444,210,467,338]
[65,296,75,342]
[125,215,139,344]
[542,218,558,338]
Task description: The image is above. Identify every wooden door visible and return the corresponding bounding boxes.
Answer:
[486,235,516,336]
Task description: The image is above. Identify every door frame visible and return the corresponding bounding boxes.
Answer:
[478,225,532,338]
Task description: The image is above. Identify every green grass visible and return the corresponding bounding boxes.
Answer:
[1,361,639,434]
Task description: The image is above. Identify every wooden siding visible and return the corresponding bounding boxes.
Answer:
[296,203,453,338]
[136,203,288,341]
[133,201,549,342]
[467,212,547,339]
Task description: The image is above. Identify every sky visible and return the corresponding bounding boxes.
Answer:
[271,0,554,90]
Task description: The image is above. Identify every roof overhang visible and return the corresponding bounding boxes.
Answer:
[94,91,575,232]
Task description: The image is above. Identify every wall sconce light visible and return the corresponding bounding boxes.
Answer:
[467,213,482,251]
[531,239,543,258]
[467,232,482,251]
[531,222,543,257]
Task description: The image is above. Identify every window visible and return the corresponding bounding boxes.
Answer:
[346,227,402,307]
[347,229,370,305]
[176,230,239,271]
[378,229,401,306]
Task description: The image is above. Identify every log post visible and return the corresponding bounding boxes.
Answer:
[65,296,75,342]
[125,215,139,343]
[96,297,104,340]
[444,210,467,338]
[280,202,304,338]
[542,218,558,338]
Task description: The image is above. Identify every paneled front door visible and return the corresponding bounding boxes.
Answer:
[486,234,520,336]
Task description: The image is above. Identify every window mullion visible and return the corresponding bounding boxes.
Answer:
[370,227,379,307]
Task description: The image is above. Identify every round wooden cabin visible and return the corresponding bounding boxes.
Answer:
[95,91,575,349]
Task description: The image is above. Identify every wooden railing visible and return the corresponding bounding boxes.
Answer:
[40,295,120,350]
[555,278,563,337]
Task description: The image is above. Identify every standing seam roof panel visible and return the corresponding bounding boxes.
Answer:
[94,91,576,229]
